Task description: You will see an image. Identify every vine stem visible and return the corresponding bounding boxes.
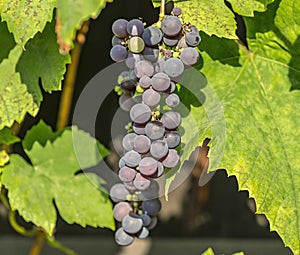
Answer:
[159,0,165,21]
[56,21,90,130]
[46,237,79,255]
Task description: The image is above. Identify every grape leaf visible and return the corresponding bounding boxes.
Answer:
[0,46,38,130]
[167,1,300,254]
[201,248,244,255]
[227,0,275,16]
[1,123,114,235]
[0,0,55,47]
[56,0,113,53]
[0,20,15,62]
[0,127,20,145]
[152,0,237,39]
[0,150,9,167]
[16,19,71,106]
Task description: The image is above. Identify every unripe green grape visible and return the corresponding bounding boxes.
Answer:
[128,37,145,53]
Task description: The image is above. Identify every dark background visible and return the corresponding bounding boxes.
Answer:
[0,0,293,254]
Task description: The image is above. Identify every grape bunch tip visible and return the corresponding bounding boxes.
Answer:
[109,6,201,246]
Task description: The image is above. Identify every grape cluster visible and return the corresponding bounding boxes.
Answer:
[109,7,201,246]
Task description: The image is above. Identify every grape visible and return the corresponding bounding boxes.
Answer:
[137,227,149,239]
[155,58,165,73]
[145,121,165,140]
[126,53,144,69]
[147,216,158,230]
[124,181,137,192]
[180,47,199,66]
[165,131,181,148]
[112,36,124,46]
[122,214,143,234]
[133,173,151,190]
[151,72,171,92]
[168,81,176,93]
[141,180,159,199]
[119,166,136,182]
[113,202,133,222]
[129,70,138,81]
[163,35,179,47]
[115,227,134,246]
[133,123,146,135]
[133,135,151,154]
[112,19,129,38]
[139,157,158,176]
[172,7,182,16]
[119,94,135,111]
[185,32,201,47]
[162,110,181,129]
[139,214,151,226]
[127,19,144,36]
[118,71,130,84]
[119,157,126,168]
[165,93,180,108]
[142,89,161,108]
[139,76,151,89]
[142,199,161,216]
[143,47,159,62]
[130,103,152,124]
[162,149,180,168]
[122,133,137,151]
[128,36,145,54]
[189,25,199,33]
[151,161,164,178]
[134,60,154,78]
[163,57,184,78]
[150,140,169,159]
[142,26,163,46]
[161,16,182,36]
[120,79,136,93]
[123,150,141,168]
[110,45,128,62]
[110,183,130,202]
[178,36,188,48]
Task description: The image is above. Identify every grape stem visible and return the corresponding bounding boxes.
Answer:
[159,0,165,21]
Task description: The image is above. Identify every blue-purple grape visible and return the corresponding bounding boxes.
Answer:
[127,19,144,36]
[142,89,161,108]
[165,93,180,108]
[139,157,158,176]
[139,76,151,89]
[115,227,134,246]
[162,110,181,130]
[150,140,169,159]
[110,45,128,62]
[161,16,182,36]
[165,131,181,148]
[172,7,182,16]
[133,135,151,154]
[151,72,171,92]
[112,19,129,38]
[122,214,143,234]
[185,32,201,47]
[130,103,152,124]
[141,199,162,216]
[134,60,154,78]
[163,57,184,78]
[162,149,180,168]
[119,166,136,182]
[142,26,163,46]
[122,133,137,151]
[110,183,130,202]
[180,47,199,66]
[123,150,141,168]
[133,173,151,190]
[145,121,165,140]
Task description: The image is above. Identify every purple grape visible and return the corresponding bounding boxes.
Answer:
[185,32,201,47]
[134,60,154,78]
[122,133,137,151]
[119,94,136,111]
[123,150,141,168]
[165,131,181,148]
[124,181,137,192]
[161,16,182,36]
[155,58,165,73]
[110,183,130,202]
[139,157,158,176]
[110,45,128,62]
[163,57,184,78]
[143,47,159,62]
[133,135,151,154]
[126,53,144,69]
[133,173,151,190]
[119,157,126,168]
[115,227,134,246]
[137,227,149,239]
[133,123,146,135]
[139,214,151,226]
[120,79,136,93]
[142,89,161,108]
[112,36,124,46]
[119,166,136,182]
[145,121,165,140]
[127,19,144,36]
[112,19,129,38]
[151,161,164,178]
[162,149,180,168]
[150,140,169,159]
[141,180,159,199]
[151,72,171,92]
[189,25,199,33]
[139,76,151,89]
[122,214,143,234]
[163,35,179,47]
[178,36,188,48]
[147,216,158,230]
[162,110,181,130]
[130,103,152,124]
[141,199,161,216]
[172,7,182,16]
[180,47,199,66]
[165,93,180,108]
[142,26,163,46]
[113,202,133,222]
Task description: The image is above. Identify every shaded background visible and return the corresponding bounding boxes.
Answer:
[0,0,293,254]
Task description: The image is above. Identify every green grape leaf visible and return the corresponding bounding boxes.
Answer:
[56,0,112,53]
[0,46,38,130]
[16,19,71,106]
[0,20,15,62]
[166,1,300,254]
[201,248,244,255]
[227,0,275,16]
[0,150,9,167]
[0,127,20,145]
[152,0,237,39]
[1,123,114,235]
[0,0,55,47]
